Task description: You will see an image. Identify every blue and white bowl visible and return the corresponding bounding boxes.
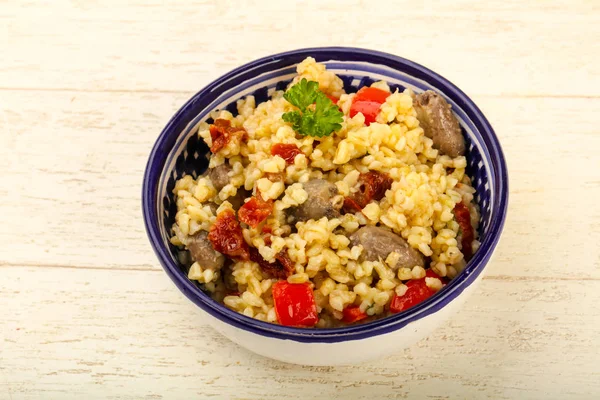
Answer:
[142,47,508,366]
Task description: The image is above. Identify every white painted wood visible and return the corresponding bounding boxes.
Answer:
[1,0,599,398]
[1,267,600,400]
[1,1,599,96]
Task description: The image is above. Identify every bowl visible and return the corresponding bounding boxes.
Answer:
[142,47,508,366]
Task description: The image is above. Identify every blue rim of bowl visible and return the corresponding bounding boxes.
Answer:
[142,47,508,343]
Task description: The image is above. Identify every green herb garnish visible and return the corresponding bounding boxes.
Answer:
[282,79,343,137]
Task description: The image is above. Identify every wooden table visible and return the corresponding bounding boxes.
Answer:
[2,1,599,398]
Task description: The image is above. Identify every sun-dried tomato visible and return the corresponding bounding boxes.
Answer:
[208,209,249,260]
[352,171,393,208]
[238,195,273,228]
[342,196,364,213]
[209,119,247,153]
[454,201,474,260]
[275,251,295,277]
[249,248,292,279]
[263,235,272,246]
[270,143,304,165]
[261,225,273,234]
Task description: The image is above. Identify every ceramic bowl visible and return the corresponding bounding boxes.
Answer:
[142,47,508,366]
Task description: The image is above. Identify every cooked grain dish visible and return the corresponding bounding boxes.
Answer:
[170,57,480,328]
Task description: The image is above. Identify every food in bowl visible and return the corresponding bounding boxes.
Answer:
[169,57,480,328]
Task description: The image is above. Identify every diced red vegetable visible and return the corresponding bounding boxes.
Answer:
[390,280,434,313]
[209,119,247,153]
[355,87,390,104]
[250,248,281,278]
[271,143,304,165]
[272,281,319,327]
[208,209,250,260]
[352,170,393,208]
[275,251,295,276]
[261,225,273,234]
[249,248,293,279]
[349,87,390,125]
[454,201,474,260]
[263,235,272,246]
[425,269,440,279]
[342,196,364,213]
[342,306,368,323]
[325,94,339,104]
[238,195,273,228]
[390,270,442,313]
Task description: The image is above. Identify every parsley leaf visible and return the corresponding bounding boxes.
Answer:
[282,78,343,137]
[282,110,302,132]
[283,79,320,112]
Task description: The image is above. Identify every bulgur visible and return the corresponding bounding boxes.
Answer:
[169,57,480,328]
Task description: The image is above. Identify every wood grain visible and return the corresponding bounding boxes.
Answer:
[1,1,599,96]
[1,0,599,398]
[1,91,598,278]
[2,266,599,400]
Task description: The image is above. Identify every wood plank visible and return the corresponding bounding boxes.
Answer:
[1,1,598,97]
[1,266,599,399]
[1,90,599,279]
[3,1,600,397]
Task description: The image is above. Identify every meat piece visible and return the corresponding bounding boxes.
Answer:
[207,163,232,192]
[187,231,225,270]
[414,91,465,157]
[227,188,250,211]
[205,202,219,215]
[221,260,239,292]
[289,179,341,222]
[349,226,424,270]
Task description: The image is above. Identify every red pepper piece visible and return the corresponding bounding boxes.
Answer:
[208,209,249,260]
[390,270,442,313]
[325,94,339,104]
[272,281,319,327]
[342,306,368,323]
[238,195,273,228]
[271,143,304,165]
[454,201,474,260]
[349,87,390,125]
